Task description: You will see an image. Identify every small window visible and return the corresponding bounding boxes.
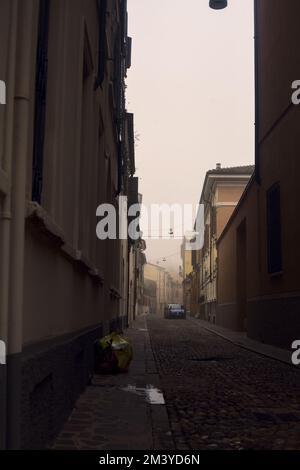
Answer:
[266,183,282,274]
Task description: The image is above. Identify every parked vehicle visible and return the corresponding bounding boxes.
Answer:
[164,304,186,319]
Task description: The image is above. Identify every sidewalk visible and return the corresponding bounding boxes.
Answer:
[190,317,293,366]
[53,315,174,450]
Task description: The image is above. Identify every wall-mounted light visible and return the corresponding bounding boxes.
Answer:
[209,0,228,9]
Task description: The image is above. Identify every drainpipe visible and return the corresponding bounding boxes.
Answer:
[6,0,38,449]
[0,0,18,450]
[254,0,260,184]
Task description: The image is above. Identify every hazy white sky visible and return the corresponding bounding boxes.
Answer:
[126,0,254,274]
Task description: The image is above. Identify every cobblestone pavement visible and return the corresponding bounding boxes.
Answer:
[53,316,300,450]
[53,316,173,450]
[147,317,300,450]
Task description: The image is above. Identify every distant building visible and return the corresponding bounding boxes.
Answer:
[181,239,193,313]
[143,279,157,314]
[171,279,183,305]
[143,263,166,316]
[127,183,147,323]
[190,165,254,321]
[143,263,182,316]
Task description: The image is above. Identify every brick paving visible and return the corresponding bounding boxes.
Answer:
[54,316,300,450]
[148,317,300,450]
[53,316,173,450]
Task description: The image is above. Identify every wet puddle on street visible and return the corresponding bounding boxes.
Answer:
[121,385,165,405]
[189,356,232,364]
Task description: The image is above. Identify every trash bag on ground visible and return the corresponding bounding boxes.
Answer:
[94,332,133,374]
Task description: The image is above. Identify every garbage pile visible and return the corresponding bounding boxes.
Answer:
[94,332,133,374]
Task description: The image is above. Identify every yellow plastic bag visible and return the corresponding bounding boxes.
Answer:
[97,332,133,372]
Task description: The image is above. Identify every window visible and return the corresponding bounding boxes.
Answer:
[32,0,50,203]
[95,0,107,89]
[266,183,282,274]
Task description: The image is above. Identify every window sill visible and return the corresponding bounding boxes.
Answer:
[110,286,122,300]
[62,244,104,284]
[27,202,104,284]
[26,201,66,248]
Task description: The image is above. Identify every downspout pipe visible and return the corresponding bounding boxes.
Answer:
[0,0,18,451]
[254,0,260,184]
[7,0,38,449]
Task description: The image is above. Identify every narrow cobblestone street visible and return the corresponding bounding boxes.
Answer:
[148,317,300,450]
[54,316,300,451]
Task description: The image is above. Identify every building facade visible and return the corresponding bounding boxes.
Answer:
[143,263,182,316]
[190,165,254,321]
[216,1,300,349]
[0,0,136,449]
[143,279,157,315]
[127,179,147,323]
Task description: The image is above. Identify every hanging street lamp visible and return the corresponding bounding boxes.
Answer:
[209,0,227,10]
